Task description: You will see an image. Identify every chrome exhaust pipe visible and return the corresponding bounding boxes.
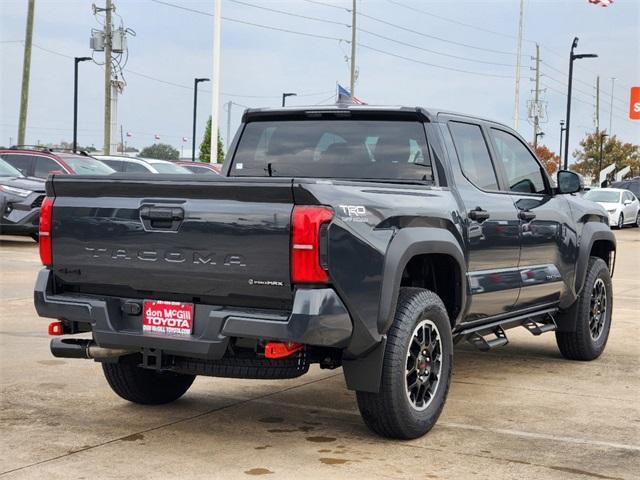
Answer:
[50,338,134,359]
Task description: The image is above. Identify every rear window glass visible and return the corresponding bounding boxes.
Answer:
[584,190,621,203]
[61,156,115,175]
[151,162,192,174]
[231,120,433,181]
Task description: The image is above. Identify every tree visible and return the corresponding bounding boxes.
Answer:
[530,143,560,176]
[199,116,225,163]
[138,143,179,160]
[572,130,640,181]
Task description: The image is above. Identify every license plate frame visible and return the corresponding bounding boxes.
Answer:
[142,300,194,336]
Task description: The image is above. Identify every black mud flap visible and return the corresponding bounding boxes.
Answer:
[342,338,386,393]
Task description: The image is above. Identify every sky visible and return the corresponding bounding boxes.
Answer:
[0,0,638,162]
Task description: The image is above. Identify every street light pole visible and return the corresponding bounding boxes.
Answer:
[73,57,92,153]
[559,120,566,163]
[598,133,608,181]
[563,37,598,170]
[282,92,297,107]
[192,77,210,162]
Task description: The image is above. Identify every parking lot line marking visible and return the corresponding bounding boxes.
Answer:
[250,398,640,453]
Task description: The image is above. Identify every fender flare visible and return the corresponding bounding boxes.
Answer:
[343,227,466,393]
[377,227,467,334]
[574,223,616,298]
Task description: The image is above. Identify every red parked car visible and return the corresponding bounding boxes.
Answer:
[175,161,221,175]
[0,147,115,179]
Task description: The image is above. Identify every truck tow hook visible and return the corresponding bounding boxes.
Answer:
[264,341,304,359]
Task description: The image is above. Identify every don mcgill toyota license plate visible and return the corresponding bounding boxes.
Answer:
[143,301,194,336]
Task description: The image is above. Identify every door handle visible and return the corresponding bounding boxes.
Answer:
[518,210,536,221]
[468,207,490,222]
[139,206,184,231]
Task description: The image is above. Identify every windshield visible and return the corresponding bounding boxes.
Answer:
[584,190,621,203]
[231,120,433,181]
[61,156,115,175]
[150,162,192,174]
[0,158,24,177]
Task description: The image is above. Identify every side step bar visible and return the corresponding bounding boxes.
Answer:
[456,308,557,351]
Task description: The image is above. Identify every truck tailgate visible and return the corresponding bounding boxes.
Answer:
[49,176,294,309]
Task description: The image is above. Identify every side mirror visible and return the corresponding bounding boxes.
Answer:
[624,200,632,206]
[557,170,583,194]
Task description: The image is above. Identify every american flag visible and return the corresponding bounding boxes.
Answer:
[126,132,132,137]
[337,84,367,105]
[182,137,188,142]
[154,134,160,140]
[588,0,614,6]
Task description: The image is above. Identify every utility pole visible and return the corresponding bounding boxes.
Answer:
[18,0,35,146]
[103,0,113,155]
[595,76,600,132]
[532,44,541,148]
[349,0,357,97]
[120,125,124,154]
[210,0,221,164]
[513,0,524,130]
[609,77,616,135]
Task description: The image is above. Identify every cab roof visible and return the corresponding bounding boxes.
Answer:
[241,104,511,129]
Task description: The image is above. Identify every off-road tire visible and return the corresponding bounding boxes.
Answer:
[555,257,612,361]
[635,211,640,227]
[356,288,453,439]
[102,357,195,405]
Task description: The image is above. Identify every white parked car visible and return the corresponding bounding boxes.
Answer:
[94,155,192,174]
[584,188,640,229]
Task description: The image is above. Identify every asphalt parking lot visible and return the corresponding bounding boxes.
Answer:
[0,229,638,480]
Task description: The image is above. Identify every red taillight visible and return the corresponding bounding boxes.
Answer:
[39,197,54,266]
[291,206,333,283]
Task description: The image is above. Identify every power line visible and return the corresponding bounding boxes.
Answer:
[542,83,630,124]
[357,11,519,56]
[300,0,351,12]
[149,0,348,42]
[543,62,628,108]
[11,41,333,100]
[357,28,517,67]
[385,0,635,93]
[358,43,515,79]
[387,0,530,43]
[227,0,350,27]
[223,16,346,42]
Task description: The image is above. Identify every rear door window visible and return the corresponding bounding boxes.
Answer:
[448,122,499,191]
[34,157,64,177]
[231,120,433,181]
[1,154,33,176]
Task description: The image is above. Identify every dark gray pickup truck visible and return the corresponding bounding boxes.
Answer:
[35,106,616,439]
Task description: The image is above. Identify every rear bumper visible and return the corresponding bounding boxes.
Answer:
[34,269,352,359]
